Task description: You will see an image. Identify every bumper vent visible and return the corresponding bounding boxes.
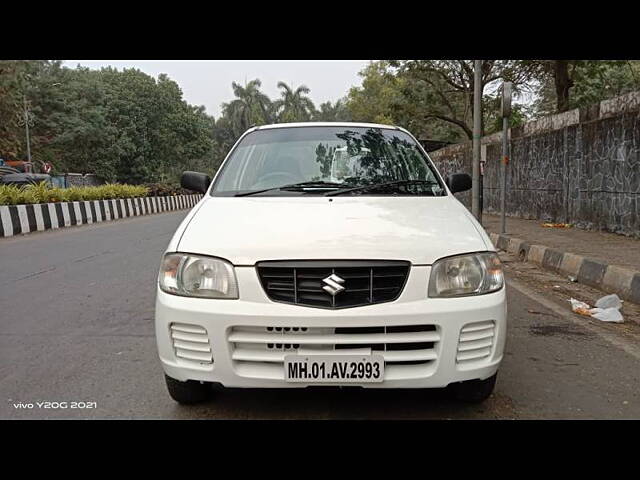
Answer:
[456,320,495,365]
[170,323,213,365]
[257,260,410,309]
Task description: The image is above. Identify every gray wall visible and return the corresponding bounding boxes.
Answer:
[63,173,103,187]
[429,91,640,237]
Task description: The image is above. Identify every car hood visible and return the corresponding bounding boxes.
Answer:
[177,196,490,265]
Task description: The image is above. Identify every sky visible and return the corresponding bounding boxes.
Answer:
[63,60,370,118]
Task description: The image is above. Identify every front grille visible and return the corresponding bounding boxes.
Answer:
[228,324,440,380]
[170,323,213,365]
[456,320,495,365]
[256,260,410,309]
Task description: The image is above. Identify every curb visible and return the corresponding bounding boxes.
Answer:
[0,194,203,238]
[489,232,640,305]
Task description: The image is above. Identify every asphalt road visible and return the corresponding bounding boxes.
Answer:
[2,211,640,419]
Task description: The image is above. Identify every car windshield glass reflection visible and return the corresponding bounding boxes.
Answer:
[212,126,445,196]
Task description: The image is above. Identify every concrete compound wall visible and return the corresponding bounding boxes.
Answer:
[429,91,640,237]
[60,173,103,187]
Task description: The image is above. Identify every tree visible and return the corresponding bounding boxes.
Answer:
[390,60,542,139]
[312,99,351,122]
[0,60,57,159]
[346,61,539,143]
[273,81,315,122]
[221,79,272,137]
[532,60,640,115]
[1,62,216,184]
[346,62,402,127]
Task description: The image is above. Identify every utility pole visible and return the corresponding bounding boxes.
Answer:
[472,60,482,222]
[18,83,60,167]
[500,81,512,234]
[22,94,32,163]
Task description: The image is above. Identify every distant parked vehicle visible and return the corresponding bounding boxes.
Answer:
[0,168,51,187]
[4,160,35,173]
[0,166,20,177]
[0,162,52,186]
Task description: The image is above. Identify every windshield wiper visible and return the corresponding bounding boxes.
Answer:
[325,179,443,197]
[234,181,349,197]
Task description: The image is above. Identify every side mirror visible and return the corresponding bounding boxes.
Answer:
[181,171,211,194]
[446,173,472,194]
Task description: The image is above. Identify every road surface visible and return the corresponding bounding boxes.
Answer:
[2,211,639,419]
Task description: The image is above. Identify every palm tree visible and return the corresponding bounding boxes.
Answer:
[221,79,272,136]
[273,81,315,123]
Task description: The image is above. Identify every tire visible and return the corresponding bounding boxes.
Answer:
[164,374,211,405]
[449,373,497,403]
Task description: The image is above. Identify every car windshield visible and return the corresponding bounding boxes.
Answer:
[211,126,445,196]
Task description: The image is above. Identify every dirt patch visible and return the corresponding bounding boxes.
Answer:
[529,323,590,338]
[499,251,640,328]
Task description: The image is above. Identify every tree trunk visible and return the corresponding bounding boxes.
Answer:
[554,60,574,113]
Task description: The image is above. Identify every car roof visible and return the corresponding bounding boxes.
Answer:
[253,122,401,131]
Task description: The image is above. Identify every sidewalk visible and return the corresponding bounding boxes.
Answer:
[482,214,640,304]
[483,215,640,271]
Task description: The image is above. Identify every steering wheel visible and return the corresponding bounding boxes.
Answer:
[251,171,301,190]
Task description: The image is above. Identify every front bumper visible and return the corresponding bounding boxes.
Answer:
[154,265,507,388]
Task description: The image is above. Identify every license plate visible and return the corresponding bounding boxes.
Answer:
[284,355,384,383]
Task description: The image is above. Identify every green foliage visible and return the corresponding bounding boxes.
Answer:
[0,185,26,205]
[5,59,638,182]
[347,60,543,142]
[0,62,214,185]
[0,182,149,205]
[346,62,401,126]
[344,60,640,143]
[532,61,640,116]
[142,182,190,197]
[0,60,56,158]
[311,99,352,122]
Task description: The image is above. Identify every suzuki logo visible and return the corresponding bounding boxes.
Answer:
[322,273,346,296]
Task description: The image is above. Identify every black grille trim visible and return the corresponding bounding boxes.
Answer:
[256,260,410,309]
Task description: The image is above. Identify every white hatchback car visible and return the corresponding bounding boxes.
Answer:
[155,122,506,404]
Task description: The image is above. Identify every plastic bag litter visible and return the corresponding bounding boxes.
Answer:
[570,298,592,316]
[594,294,623,310]
[542,223,572,228]
[569,294,624,323]
[590,307,624,323]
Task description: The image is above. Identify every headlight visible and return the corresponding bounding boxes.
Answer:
[428,252,503,298]
[159,253,239,299]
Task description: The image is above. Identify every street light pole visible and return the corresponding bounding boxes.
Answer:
[500,81,512,234]
[472,60,483,222]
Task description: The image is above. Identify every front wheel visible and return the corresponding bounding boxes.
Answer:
[449,373,497,403]
[164,374,211,404]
